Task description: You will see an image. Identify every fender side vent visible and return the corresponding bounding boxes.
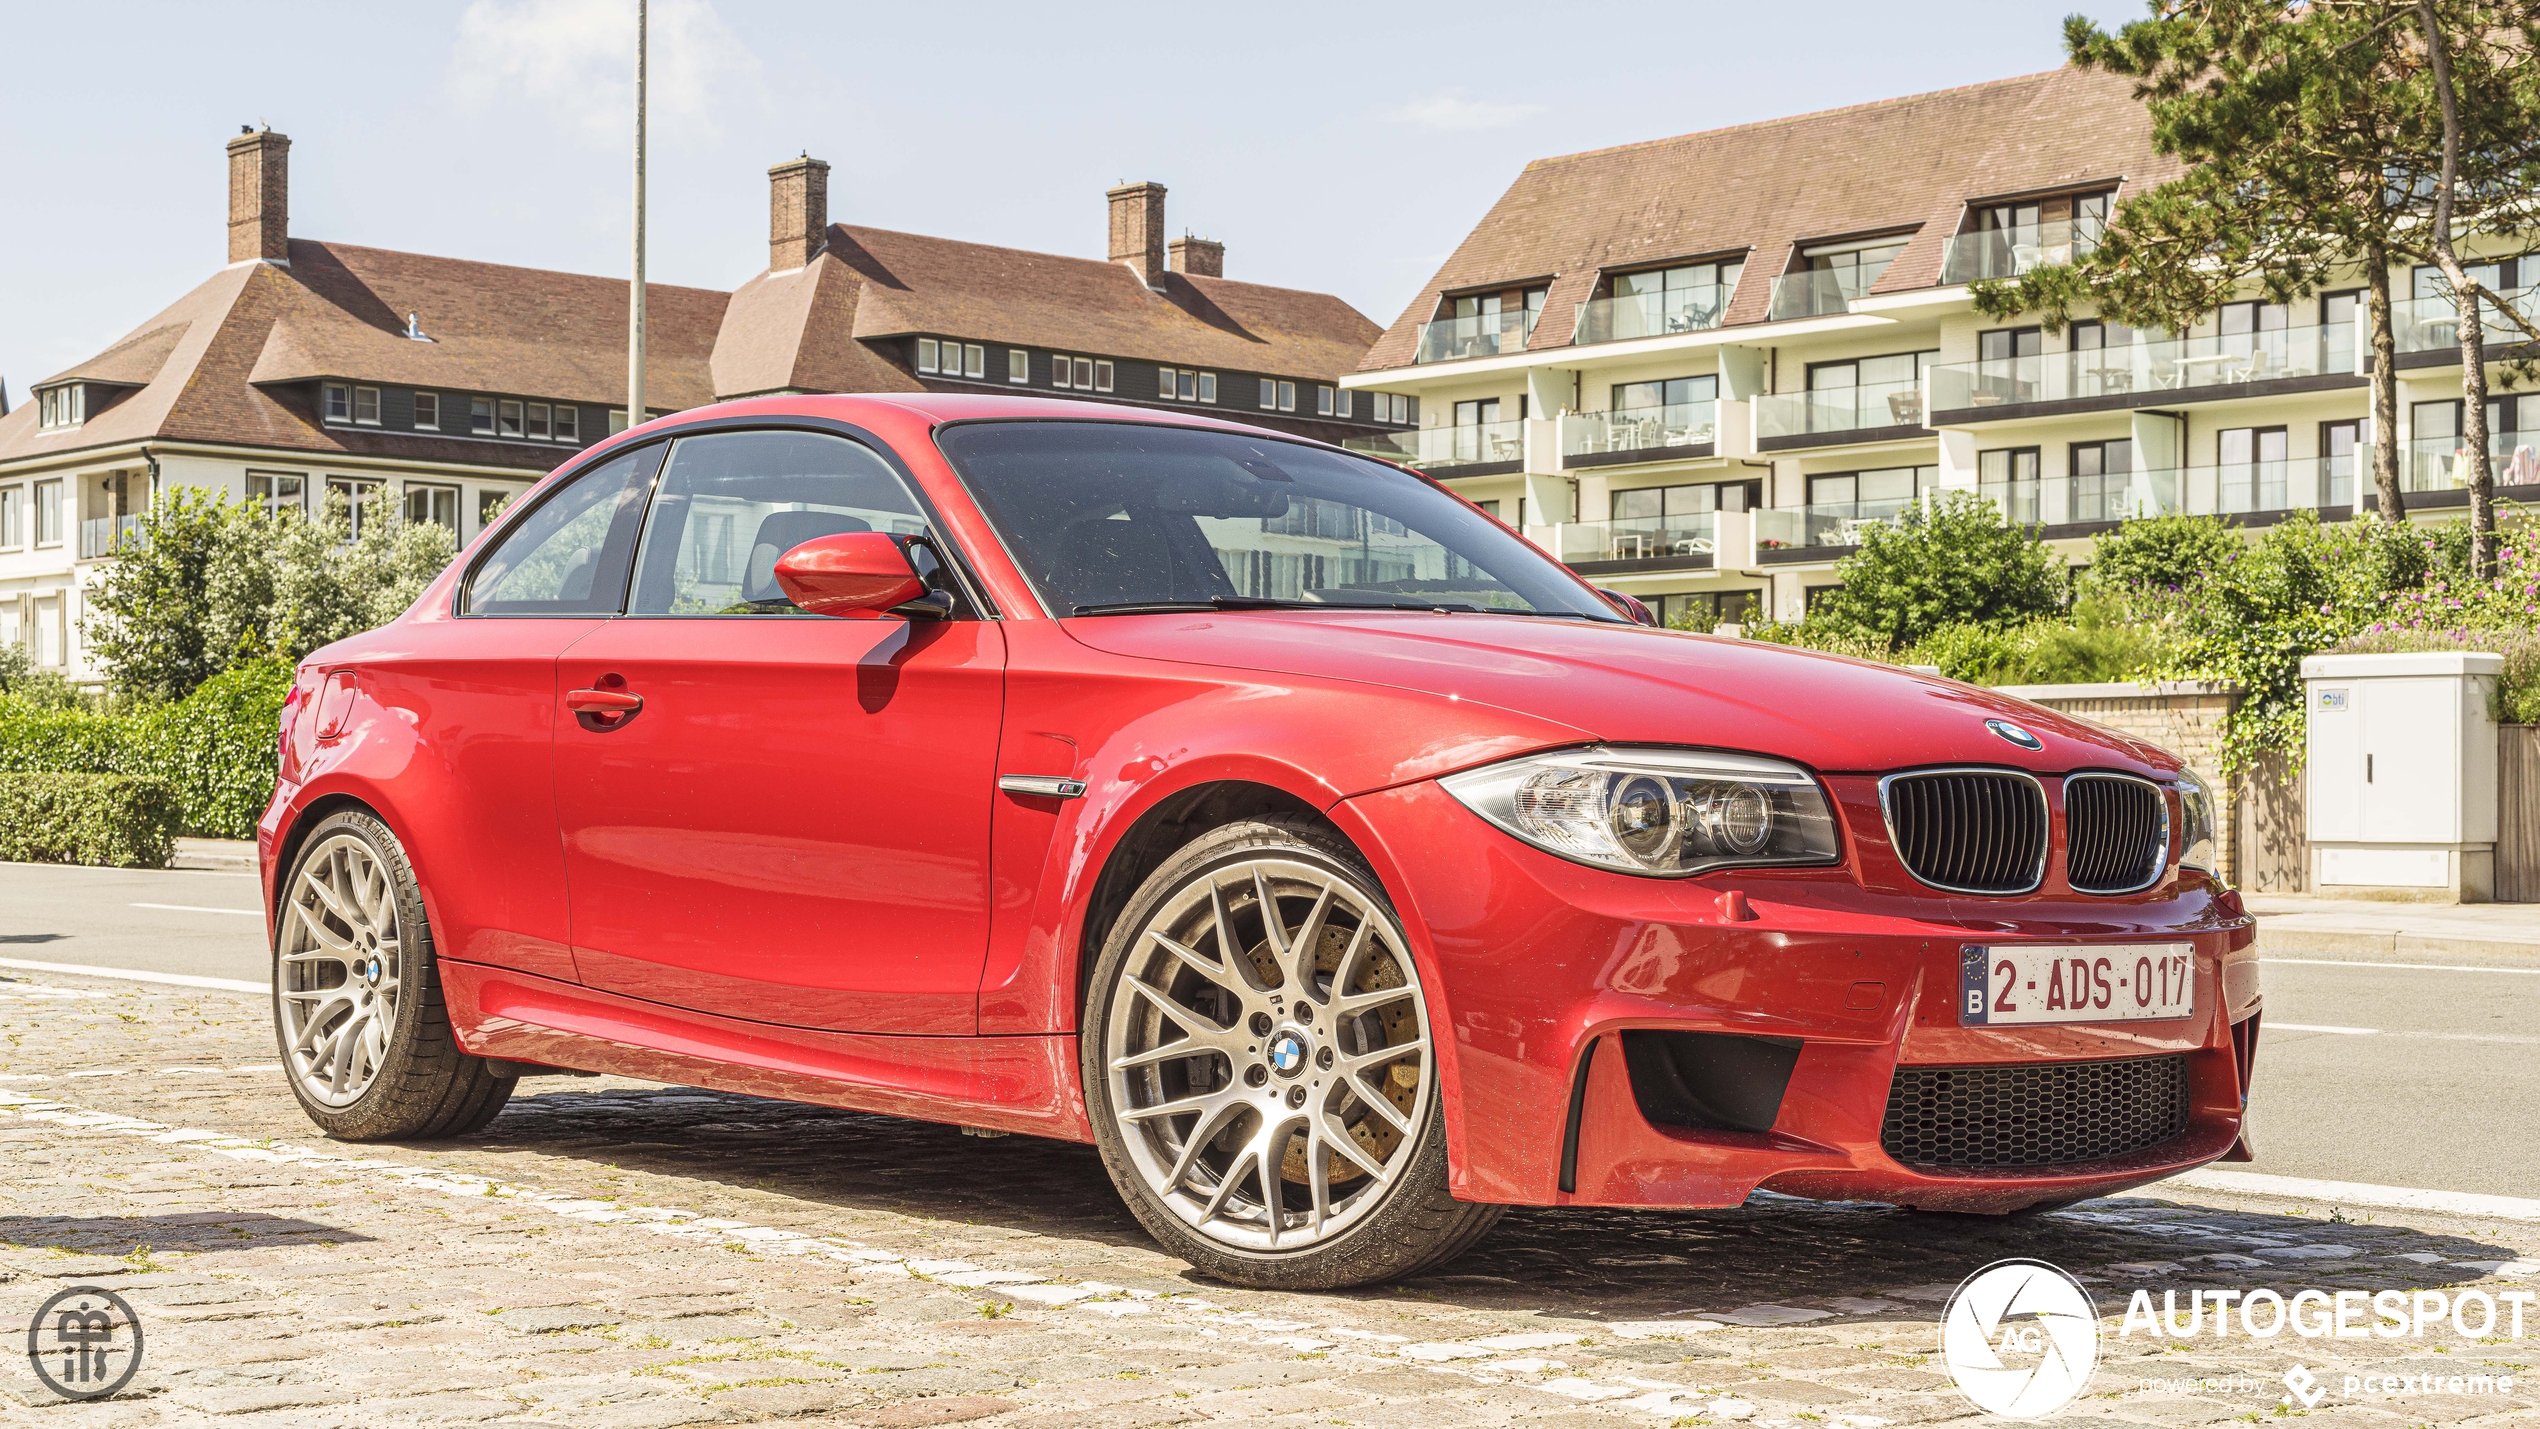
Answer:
[1621,1030,1804,1134]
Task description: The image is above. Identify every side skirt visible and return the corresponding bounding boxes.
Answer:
[440,962,1092,1141]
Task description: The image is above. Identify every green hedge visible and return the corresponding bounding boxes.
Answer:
[0,657,291,840]
[0,773,180,868]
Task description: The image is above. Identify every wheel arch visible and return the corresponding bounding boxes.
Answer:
[269,791,385,924]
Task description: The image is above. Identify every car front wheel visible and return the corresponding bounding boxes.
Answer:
[1083,818,1501,1289]
[273,810,514,1140]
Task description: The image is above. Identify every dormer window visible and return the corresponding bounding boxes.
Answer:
[1943,189,2115,283]
[37,385,85,429]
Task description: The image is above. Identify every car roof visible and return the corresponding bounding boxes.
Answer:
[656,390,1307,438]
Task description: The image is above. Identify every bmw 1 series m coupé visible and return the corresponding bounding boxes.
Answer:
[260,393,2260,1289]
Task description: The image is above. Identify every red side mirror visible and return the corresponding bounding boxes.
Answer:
[773,532,926,618]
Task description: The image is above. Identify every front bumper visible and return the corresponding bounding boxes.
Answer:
[1337,779,2260,1212]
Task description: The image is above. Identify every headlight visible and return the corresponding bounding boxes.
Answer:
[2175,772,2219,876]
[1440,746,1842,877]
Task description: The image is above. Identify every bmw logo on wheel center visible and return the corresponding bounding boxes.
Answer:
[1267,1030,1308,1077]
[1985,718,2045,751]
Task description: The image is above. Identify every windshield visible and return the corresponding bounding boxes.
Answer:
[934,421,1621,620]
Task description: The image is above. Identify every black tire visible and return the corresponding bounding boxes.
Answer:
[1082,816,1502,1290]
[272,809,514,1141]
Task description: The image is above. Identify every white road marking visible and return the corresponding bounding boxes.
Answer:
[0,957,266,993]
[2167,1169,2540,1222]
[0,859,254,878]
[2266,957,2540,976]
[2266,1021,2540,1045]
[130,902,261,917]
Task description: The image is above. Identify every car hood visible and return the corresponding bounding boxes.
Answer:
[1063,612,2180,779]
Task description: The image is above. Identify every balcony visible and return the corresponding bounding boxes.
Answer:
[1750,497,1919,551]
[2393,287,2540,355]
[1767,270,1864,320]
[1985,460,2353,523]
[1938,218,2102,285]
[2407,437,2540,492]
[1343,420,1526,472]
[1928,322,2352,414]
[1556,513,1716,565]
[79,514,145,559]
[1561,403,1717,463]
[1414,308,1539,364]
[1753,380,1925,442]
[1572,285,1733,345]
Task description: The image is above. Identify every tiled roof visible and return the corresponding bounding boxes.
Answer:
[1359,66,2179,372]
[0,240,724,470]
[827,225,1382,381]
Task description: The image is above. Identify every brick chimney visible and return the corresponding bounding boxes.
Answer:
[227,127,290,265]
[1168,235,1224,278]
[1107,181,1168,289]
[768,155,829,272]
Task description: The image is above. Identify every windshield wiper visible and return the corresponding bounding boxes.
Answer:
[1070,596,1308,616]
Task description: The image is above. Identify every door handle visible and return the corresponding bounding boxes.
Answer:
[566,687,643,730]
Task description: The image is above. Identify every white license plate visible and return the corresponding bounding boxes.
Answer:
[1960,943,2195,1026]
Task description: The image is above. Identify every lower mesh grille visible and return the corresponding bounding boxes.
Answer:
[1880,1055,2191,1168]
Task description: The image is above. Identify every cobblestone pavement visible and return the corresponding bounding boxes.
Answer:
[1,971,2534,1429]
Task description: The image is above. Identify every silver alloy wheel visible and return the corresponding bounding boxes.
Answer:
[1103,856,1432,1253]
[277,832,404,1108]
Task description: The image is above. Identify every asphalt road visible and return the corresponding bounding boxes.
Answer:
[6,858,2536,1200]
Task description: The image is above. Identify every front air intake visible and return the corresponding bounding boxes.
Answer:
[1880,1055,2191,1168]
[2065,773,2169,894]
[1880,770,2048,895]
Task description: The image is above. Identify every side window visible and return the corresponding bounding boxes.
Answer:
[626,430,933,616]
[463,443,663,615]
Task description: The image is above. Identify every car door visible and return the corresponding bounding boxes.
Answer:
[553,427,1006,1035]
[398,439,664,983]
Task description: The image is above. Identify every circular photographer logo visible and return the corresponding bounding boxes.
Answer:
[1941,1259,2099,1420]
[24,1284,144,1402]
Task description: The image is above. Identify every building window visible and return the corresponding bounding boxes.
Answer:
[498,400,524,438]
[1009,349,1029,384]
[0,486,22,548]
[2322,418,2361,508]
[478,488,515,530]
[404,482,460,534]
[917,338,941,374]
[1336,389,1352,419]
[527,402,551,440]
[326,476,383,539]
[323,383,352,423]
[1804,466,1937,544]
[1095,360,1114,392]
[2320,290,2361,375]
[1057,359,1077,390]
[554,405,579,443]
[2068,439,2135,523]
[247,471,306,517]
[473,398,496,436]
[1156,368,1199,401]
[354,386,381,425]
[963,343,986,379]
[34,479,64,546]
[1196,372,1215,403]
[1977,448,2043,524]
[1259,378,1275,410]
[413,392,440,429]
[2217,426,2290,513]
[1655,590,1763,631]
[1277,381,1296,412]
[1317,386,1335,416]
[36,386,85,429]
[609,409,630,434]
[924,340,984,378]
[1074,358,1097,390]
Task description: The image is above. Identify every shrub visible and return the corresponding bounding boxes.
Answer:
[1805,492,2067,650]
[0,655,290,841]
[0,773,179,868]
[2084,513,2241,594]
[2335,629,2540,725]
[0,644,83,710]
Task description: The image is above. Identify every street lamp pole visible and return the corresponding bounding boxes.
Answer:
[627,0,648,431]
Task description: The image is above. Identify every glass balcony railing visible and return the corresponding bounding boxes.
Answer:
[1929,322,2350,412]
[2393,288,2540,354]
[1343,420,1526,471]
[79,514,145,559]
[1561,402,1717,458]
[1572,285,1733,345]
[2407,436,2540,491]
[1752,380,1926,440]
[1414,308,1540,364]
[1748,499,1919,550]
[1767,270,1863,320]
[1557,513,1717,564]
[1938,218,2103,285]
[1985,461,2354,522]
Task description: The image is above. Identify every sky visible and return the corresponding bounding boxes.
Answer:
[0,0,2140,401]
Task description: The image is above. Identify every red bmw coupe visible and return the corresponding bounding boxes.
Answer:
[260,394,2259,1289]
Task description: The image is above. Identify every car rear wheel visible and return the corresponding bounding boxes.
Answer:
[1083,817,1501,1289]
[273,810,514,1140]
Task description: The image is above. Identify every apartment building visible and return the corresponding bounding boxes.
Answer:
[1343,67,2537,627]
[0,132,1399,682]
